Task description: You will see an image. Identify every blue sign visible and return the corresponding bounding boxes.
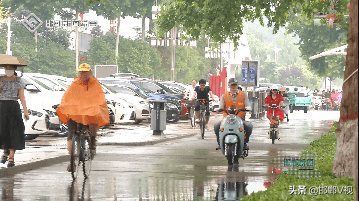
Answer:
[249,67,256,83]
[241,67,248,83]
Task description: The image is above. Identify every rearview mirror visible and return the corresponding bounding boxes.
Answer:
[25,84,40,92]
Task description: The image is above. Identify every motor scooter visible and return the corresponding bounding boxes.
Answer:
[217,107,251,166]
[263,104,285,144]
[333,100,340,110]
[321,98,330,110]
[312,96,322,110]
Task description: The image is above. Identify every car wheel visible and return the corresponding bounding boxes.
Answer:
[25,134,39,140]
[135,120,143,124]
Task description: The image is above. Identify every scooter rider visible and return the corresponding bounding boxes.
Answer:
[214,78,253,150]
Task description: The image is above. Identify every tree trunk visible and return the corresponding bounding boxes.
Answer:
[149,17,153,46]
[115,16,121,64]
[142,14,146,41]
[332,0,358,188]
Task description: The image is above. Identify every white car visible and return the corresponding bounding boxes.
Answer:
[23,73,67,134]
[44,76,135,125]
[8,73,64,140]
[102,84,150,124]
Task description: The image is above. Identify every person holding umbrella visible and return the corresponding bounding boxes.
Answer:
[0,54,29,167]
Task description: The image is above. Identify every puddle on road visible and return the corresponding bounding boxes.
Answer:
[0,116,339,200]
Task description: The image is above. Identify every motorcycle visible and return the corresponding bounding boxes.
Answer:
[263,104,285,144]
[321,98,330,111]
[333,100,340,111]
[217,107,251,166]
[312,96,322,110]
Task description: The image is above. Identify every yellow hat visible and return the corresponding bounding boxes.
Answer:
[77,63,91,71]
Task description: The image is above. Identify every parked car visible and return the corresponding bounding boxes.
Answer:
[98,78,181,122]
[54,77,136,124]
[101,84,150,124]
[14,73,63,140]
[159,81,188,94]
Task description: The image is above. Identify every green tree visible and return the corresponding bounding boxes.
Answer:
[0,21,76,77]
[86,35,116,66]
[117,38,161,78]
[273,33,302,67]
[155,0,350,48]
[285,9,347,80]
[91,0,142,61]
[40,27,71,48]
[91,25,103,37]
[246,32,271,65]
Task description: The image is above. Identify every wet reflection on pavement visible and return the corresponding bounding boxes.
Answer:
[0,110,339,200]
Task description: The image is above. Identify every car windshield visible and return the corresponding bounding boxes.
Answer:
[155,82,175,93]
[162,83,186,91]
[101,83,117,94]
[56,79,70,89]
[29,76,61,91]
[132,81,161,93]
[107,85,147,99]
[100,80,150,96]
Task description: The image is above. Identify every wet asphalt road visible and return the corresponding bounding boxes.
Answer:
[0,109,339,200]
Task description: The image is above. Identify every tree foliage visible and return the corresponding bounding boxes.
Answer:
[0,21,76,77]
[117,38,161,78]
[286,11,348,79]
[155,0,350,48]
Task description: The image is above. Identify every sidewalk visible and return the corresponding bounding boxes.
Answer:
[0,119,199,176]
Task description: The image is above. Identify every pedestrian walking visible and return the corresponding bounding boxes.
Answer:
[0,61,29,167]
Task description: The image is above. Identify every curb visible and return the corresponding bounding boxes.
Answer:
[0,133,197,176]
[98,133,197,146]
[0,155,68,177]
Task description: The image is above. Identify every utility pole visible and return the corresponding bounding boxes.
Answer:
[6,15,12,56]
[220,43,223,70]
[75,11,79,71]
[170,27,176,81]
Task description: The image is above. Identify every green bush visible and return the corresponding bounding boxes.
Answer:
[242,122,355,201]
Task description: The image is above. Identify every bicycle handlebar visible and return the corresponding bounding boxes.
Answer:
[263,105,286,110]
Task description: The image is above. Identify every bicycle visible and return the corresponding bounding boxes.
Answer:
[196,99,211,139]
[70,123,93,180]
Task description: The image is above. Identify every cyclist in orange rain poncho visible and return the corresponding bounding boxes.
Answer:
[56,63,109,171]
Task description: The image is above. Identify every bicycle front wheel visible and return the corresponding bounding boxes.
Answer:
[201,115,205,139]
[190,109,196,127]
[71,136,81,180]
[82,136,93,178]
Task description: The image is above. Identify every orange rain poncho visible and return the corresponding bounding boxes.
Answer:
[56,76,110,127]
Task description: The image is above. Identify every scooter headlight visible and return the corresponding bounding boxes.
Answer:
[226,115,237,125]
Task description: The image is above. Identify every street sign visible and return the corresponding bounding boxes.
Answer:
[239,60,260,87]
[94,65,118,78]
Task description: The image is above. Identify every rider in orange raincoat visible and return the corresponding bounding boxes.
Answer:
[56,63,109,171]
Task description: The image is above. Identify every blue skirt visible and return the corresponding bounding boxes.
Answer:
[0,100,25,150]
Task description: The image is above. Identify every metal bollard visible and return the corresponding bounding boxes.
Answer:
[249,97,258,119]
